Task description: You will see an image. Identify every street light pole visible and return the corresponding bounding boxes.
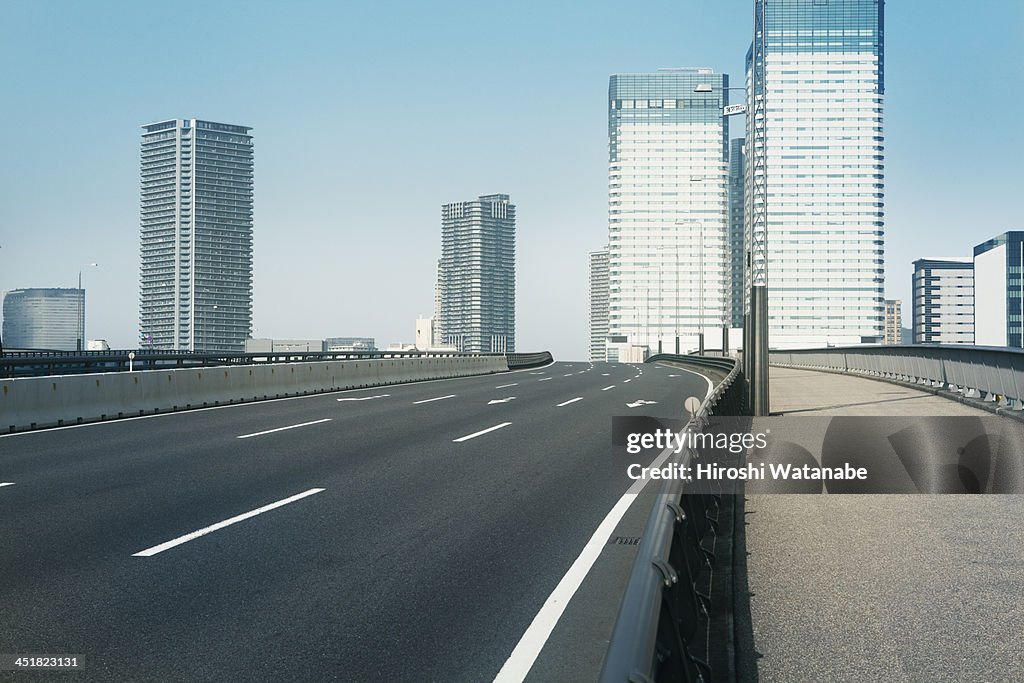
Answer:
[699,222,705,355]
[0,245,4,360]
[77,262,97,352]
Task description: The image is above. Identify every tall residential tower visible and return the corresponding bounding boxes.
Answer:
[139,119,254,352]
[607,70,730,358]
[747,0,885,347]
[436,194,516,353]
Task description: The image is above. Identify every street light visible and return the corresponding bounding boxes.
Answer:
[673,219,704,355]
[77,262,98,352]
[0,244,4,359]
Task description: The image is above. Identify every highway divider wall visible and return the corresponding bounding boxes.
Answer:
[0,356,510,433]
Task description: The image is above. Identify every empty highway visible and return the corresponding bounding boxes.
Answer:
[0,361,710,681]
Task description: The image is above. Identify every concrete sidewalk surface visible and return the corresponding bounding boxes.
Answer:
[741,366,1024,682]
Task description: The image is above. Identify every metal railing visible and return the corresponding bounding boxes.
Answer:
[506,351,553,370]
[771,345,1024,409]
[600,354,745,683]
[0,349,551,378]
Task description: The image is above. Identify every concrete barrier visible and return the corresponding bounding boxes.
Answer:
[0,356,510,433]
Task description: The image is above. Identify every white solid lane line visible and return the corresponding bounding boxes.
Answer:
[336,394,390,402]
[556,397,583,407]
[453,422,512,443]
[133,488,326,557]
[492,367,717,683]
[412,394,457,405]
[0,482,14,488]
[495,383,518,389]
[538,377,553,382]
[236,418,332,440]
[601,386,615,391]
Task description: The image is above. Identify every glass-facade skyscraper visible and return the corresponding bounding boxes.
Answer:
[747,0,885,347]
[607,70,730,358]
[139,119,254,352]
[2,288,84,351]
[436,194,516,353]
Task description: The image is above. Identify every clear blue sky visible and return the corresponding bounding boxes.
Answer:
[1,1,1021,358]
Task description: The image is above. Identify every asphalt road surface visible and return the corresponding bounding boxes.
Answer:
[0,360,710,682]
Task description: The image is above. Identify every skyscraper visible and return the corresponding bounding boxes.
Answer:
[139,119,254,352]
[728,137,746,329]
[974,231,1024,348]
[746,0,885,347]
[588,248,610,362]
[607,70,730,358]
[911,258,974,344]
[436,194,516,353]
[2,288,84,351]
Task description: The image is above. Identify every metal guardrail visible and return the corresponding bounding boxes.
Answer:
[771,345,1024,409]
[506,351,553,370]
[0,349,551,378]
[600,354,745,683]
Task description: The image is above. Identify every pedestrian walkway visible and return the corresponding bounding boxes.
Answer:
[741,366,1024,682]
[769,365,992,416]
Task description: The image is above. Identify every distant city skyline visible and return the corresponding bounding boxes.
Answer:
[1,1,1022,359]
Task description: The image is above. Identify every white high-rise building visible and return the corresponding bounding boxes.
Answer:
[607,70,730,358]
[747,0,885,347]
[588,248,609,361]
[912,258,974,344]
[139,119,254,352]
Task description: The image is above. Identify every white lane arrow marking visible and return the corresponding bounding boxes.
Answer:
[488,396,517,405]
[626,399,658,408]
[336,394,390,402]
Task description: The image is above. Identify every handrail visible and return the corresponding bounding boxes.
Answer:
[770,345,1024,409]
[600,354,745,682]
